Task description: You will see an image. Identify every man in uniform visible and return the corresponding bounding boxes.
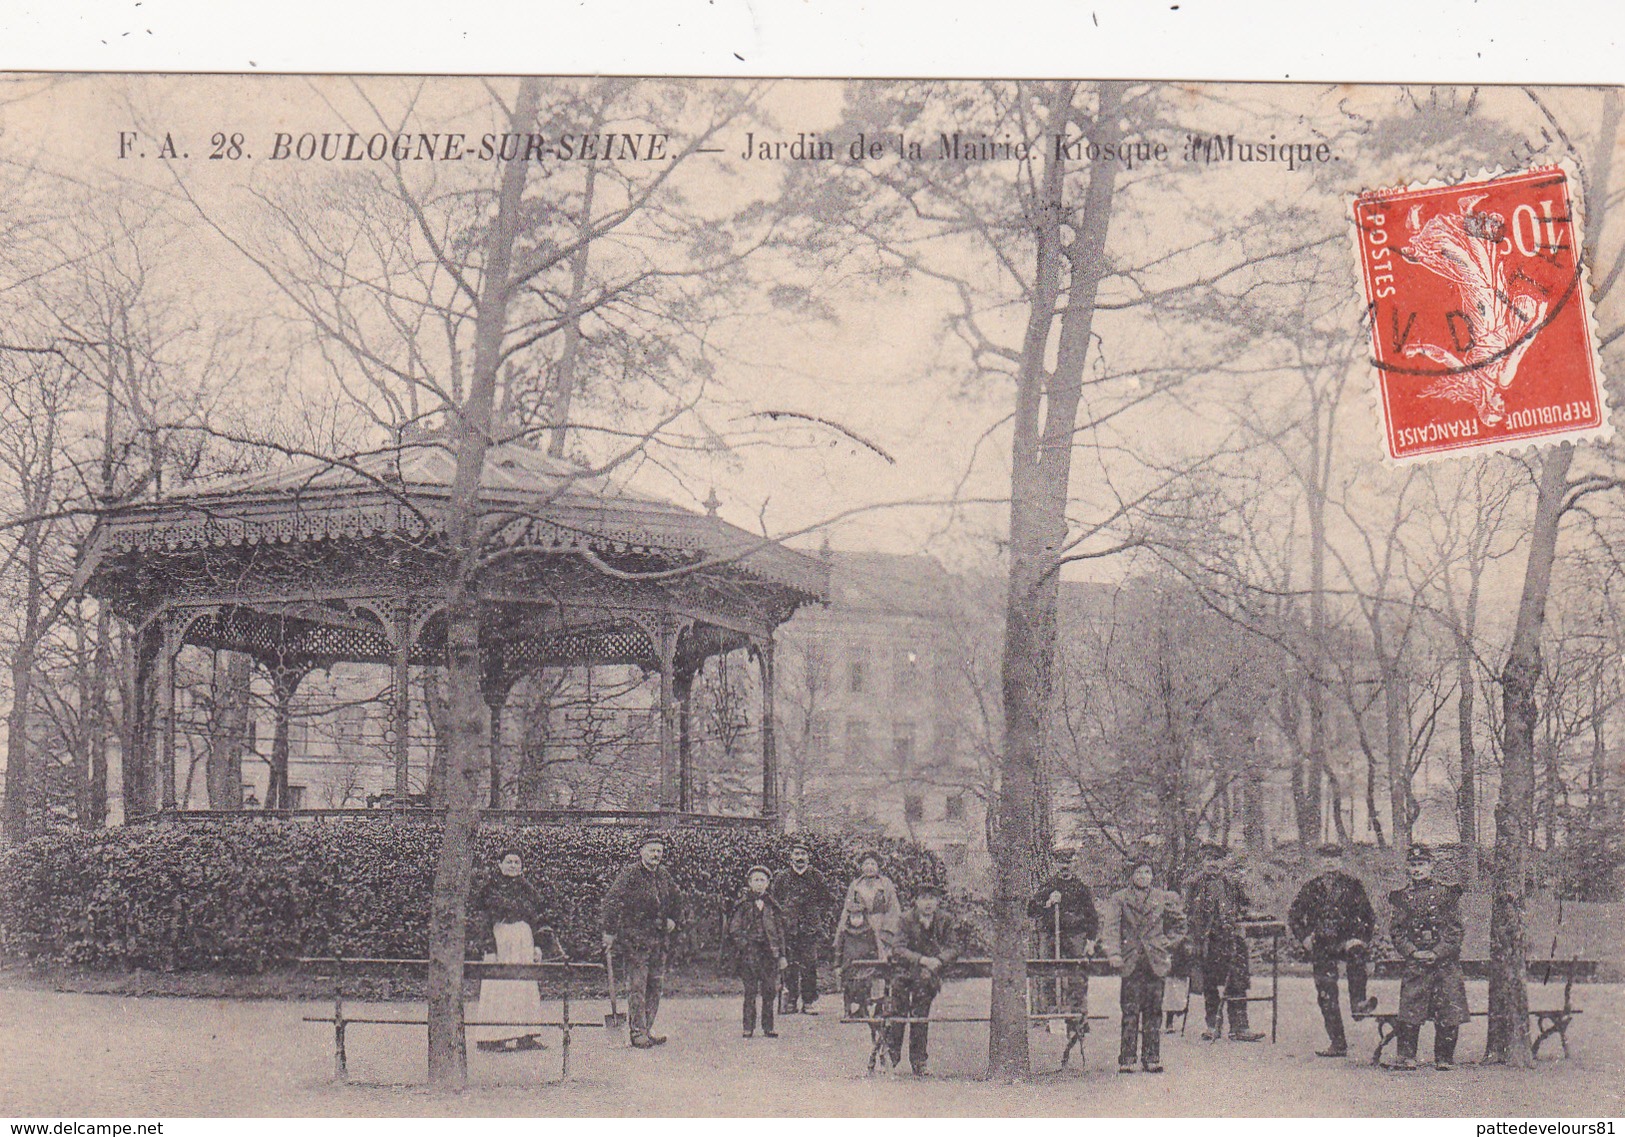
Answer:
[769,841,835,1014]
[1103,861,1187,1073]
[1027,846,1099,1027]
[1388,844,1469,1070]
[885,883,961,1076]
[600,833,681,1049]
[1289,841,1378,1057]
[1183,842,1265,1042]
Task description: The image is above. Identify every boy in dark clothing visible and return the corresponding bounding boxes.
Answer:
[725,865,789,1037]
[1183,843,1264,1041]
[1027,846,1099,1024]
[1289,842,1378,1057]
[834,895,884,1017]
[886,884,960,1075]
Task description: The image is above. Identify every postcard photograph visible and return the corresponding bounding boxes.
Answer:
[0,71,1619,1119]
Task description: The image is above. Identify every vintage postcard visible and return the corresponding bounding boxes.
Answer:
[0,73,1620,1122]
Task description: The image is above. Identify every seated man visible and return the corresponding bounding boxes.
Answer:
[885,883,960,1076]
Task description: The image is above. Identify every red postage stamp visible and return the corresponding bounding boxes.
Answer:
[1351,166,1610,462]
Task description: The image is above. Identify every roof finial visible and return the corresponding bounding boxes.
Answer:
[703,487,721,517]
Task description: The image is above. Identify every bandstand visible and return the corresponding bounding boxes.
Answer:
[74,441,828,826]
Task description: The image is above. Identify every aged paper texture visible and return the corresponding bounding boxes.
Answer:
[0,73,1620,1120]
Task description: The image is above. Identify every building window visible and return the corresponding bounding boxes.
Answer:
[892,722,916,768]
[845,719,869,764]
[893,647,922,693]
[946,793,966,822]
[904,794,924,823]
[935,720,959,763]
[808,713,830,758]
[848,649,867,694]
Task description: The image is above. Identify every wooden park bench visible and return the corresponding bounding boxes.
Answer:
[840,957,1115,1073]
[1364,958,1596,1065]
[297,956,606,1082]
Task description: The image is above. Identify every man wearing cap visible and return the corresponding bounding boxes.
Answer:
[1027,847,1099,1024]
[770,842,835,1014]
[1102,861,1187,1073]
[1388,844,1469,1070]
[885,883,960,1075]
[1289,842,1378,1057]
[1183,842,1265,1042]
[601,833,681,1048]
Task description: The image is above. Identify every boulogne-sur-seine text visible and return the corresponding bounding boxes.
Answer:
[117,128,1336,170]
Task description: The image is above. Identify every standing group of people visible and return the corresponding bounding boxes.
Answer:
[471,834,1472,1075]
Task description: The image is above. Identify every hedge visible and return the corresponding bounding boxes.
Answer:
[0,820,945,973]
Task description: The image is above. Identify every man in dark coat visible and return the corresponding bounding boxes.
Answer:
[726,866,789,1037]
[1183,843,1264,1041]
[1289,841,1378,1057]
[1388,844,1470,1070]
[600,833,681,1048]
[1103,861,1187,1073]
[1027,846,1099,1023]
[885,884,960,1075]
[769,841,835,1014]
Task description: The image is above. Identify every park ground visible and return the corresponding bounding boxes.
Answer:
[2,976,1622,1117]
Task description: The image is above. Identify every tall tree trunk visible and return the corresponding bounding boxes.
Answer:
[4,649,38,842]
[1384,663,1413,855]
[1487,446,1572,1065]
[1242,755,1267,853]
[424,78,540,1088]
[206,651,250,809]
[990,80,1123,1079]
[1301,433,1330,845]
[1456,635,1478,879]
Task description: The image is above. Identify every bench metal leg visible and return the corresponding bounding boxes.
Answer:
[333,968,348,1081]
[561,992,572,1081]
[1532,1013,1570,1060]
[1060,1018,1087,1070]
[1372,1018,1397,1066]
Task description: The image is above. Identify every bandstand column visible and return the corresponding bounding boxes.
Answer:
[481,655,511,810]
[755,639,778,819]
[127,620,160,818]
[675,672,694,813]
[267,663,310,810]
[390,604,412,801]
[655,621,681,812]
[155,612,180,813]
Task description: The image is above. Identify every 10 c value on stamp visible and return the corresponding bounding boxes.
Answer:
[1352,166,1610,463]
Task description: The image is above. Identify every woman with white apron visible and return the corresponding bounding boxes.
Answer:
[471,849,549,1047]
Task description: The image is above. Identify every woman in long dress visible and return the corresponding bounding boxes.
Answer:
[840,850,901,958]
[471,849,549,1044]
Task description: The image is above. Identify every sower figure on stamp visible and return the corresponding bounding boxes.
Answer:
[601,833,681,1049]
[1388,844,1469,1071]
[770,841,834,1015]
[725,866,789,1038]
[1184,842,1265,1042]
[1103,861,1187,1074]
[885,883,960,1076]
[1027,846,1099,1030]
[1289,841,1378,1057]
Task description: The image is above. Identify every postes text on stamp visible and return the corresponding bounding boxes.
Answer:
[1352,166,1608,462]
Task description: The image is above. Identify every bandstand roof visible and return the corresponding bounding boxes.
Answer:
[75,441,828,674]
